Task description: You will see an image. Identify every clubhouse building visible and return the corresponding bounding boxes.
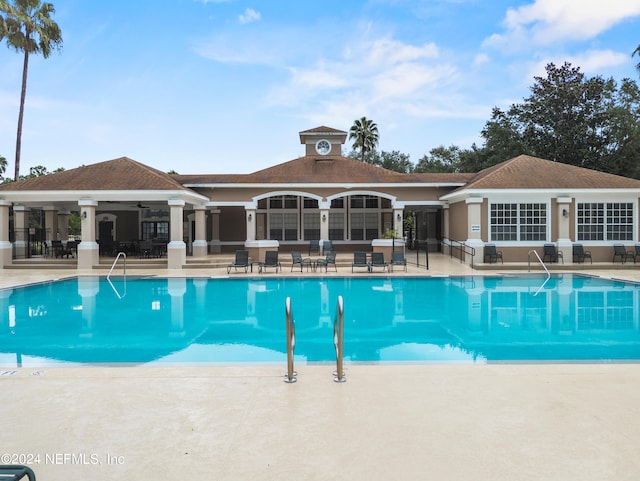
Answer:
[1,125,640,270]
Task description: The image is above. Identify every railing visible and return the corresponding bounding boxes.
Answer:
[107,252,127,299]
[284,297,297,383]
[412,240,429,270]
[449,240,475,268]
[333,295,346,383]
[528,249,551,296]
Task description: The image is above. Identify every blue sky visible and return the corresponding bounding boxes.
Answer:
[1,0,639,175]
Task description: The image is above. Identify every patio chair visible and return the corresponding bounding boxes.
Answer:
[260,250,281,273]
[369,252,389,272]
[227,249,249,273]
[316,251,337,272]
[612,244,635,264]
[572,244,592,264]
[483,244,503,264]
[290,251,312,272]
[543,244,563,264]
[390,250,407,272]
[352,251,369,272]
[322,240,335,254]
[0,465,36,481]
[308,239,320,256]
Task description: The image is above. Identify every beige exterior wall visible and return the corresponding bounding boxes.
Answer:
[448,201,468,242]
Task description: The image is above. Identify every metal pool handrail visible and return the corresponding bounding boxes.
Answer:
[333,295,346,383]
[108,252,127,279]
[107,252,127,299]
[528,249,551,296]
[284,296,297,383]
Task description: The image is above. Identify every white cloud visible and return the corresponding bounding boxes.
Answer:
[485,0,640,50]
[238,8,261,25]
[524,49,631,80]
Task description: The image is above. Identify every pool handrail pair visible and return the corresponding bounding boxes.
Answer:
[284,295,346,384]
[284,297,297,383]
[333,295,346,382]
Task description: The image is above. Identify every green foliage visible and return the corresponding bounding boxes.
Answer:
[462,62,640,177]
[0,0,63,180]
[68,211,80,236]
[0,153,6,181]
[349,117,379,163]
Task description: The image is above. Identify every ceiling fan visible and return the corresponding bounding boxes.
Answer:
[133,202,150,209]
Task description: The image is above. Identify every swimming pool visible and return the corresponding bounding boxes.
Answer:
[1,274,639,366]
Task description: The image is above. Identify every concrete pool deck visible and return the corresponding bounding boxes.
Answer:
[2,253,640,480]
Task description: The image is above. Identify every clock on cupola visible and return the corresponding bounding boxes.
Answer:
[299,126,348,157]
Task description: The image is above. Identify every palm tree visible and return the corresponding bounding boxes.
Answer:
[349,116,379,163]
[0,0,62,181]
[634,45,640,75]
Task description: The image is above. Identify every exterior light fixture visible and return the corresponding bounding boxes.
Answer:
[397,213,401,221]
[322,214,326,222]
[562,209,569,218]
[248,213,252,221]
[82,211,87,219]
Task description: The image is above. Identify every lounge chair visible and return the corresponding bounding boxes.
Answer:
[322,240,335,254]
[227,249,249,273]
[290,251,312,272]
[352,251,369,272]
[612,244,635,264]
[0,465,36,481]
[316,251,337,272]
[543,244,563,263]
[369,252,389,272]
[483,244,503,264]
[308,240,320,256]
[390,250,407,272]
[572,244,592,264]
[260,250,280,273]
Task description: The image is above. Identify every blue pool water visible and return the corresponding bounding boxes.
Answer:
[1,274,639,366]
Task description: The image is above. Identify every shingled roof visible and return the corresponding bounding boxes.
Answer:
[175,155,473,185]
[459,155,640,191]
[0,157,191,192]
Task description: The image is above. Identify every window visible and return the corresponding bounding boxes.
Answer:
[303,212,320,240]
[351,212,378,240]
[490,203,518,241]
[303,198,318,209]
[269,213,298,240]
[269,195,297,209]
[350,195,378,209]
[142,221,169,241]
[490,203,547,241]
[329,212,344,240]
[519,203,547,241]
[577,203,633,241]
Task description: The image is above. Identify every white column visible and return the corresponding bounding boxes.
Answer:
[556,196,573,264]
[192,206,208,258]
[167,199,186,269]
[320,209,329,242]
[393,208,403,239]
[78,200,99,269]
[0,201,12,268]
[465,197,484,266]
[442,205,450,255]
[246,208,256,241]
